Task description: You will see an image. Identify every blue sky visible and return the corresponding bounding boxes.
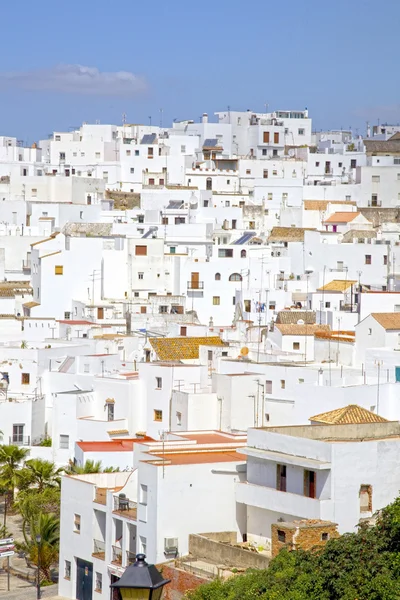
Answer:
[1,0,400,142]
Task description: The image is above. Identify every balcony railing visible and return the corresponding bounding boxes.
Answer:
[112,545,123,565]
[92,539,105,561]
[113,495,137,520]
[94,488,107,505]
[368,200,382,207]
[187,281,204,290]
[9,435,30,446]
[126,550,136,566]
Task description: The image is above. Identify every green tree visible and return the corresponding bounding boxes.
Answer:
[15,487,60,540]
[17,458,63,492]
[22,513,59,582]
[0,445,29,515]
[67,459,119,474]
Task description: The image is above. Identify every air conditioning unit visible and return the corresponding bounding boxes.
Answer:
[164,537,178,554]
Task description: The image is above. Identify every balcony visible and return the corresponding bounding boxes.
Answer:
[339,302,358,313]
[9,435,30,446]
[112,546,123,566]
[94,488,107,505]
[126,550,136,566]
[236,482,321,520]
[113,494,137,520]
[22,260,31,273]
[368,200,382,207]
[187,281,204,290]
[92,539,105,561]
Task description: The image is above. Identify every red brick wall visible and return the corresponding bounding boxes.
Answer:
[157,564,209,600]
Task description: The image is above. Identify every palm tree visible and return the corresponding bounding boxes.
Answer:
[67,459,103,474]
[0,445,29,522]
[24,513,59,582]
[17,458,63,493]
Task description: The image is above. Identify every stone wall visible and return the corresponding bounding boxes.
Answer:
[271,521,340,558]
[189,533,270,570]
[158,563,209,600]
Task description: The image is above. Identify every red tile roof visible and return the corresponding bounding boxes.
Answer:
[76,437,153,452]
[58,320,94,325]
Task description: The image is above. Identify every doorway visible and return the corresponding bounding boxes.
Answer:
[76,558,93,600]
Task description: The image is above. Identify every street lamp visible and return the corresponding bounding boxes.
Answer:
[111,554,170,600]
[35,534,41,600]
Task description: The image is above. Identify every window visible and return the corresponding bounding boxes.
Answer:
[21,373,30,385]
[148,147,154,158]
[95,572,102,593]
[293,342,300,350]
[360,484,372,513]
[159,306,168,314]
[384,255,388,265]
[176,411,182,426]
[213,272,221,282]
[218,249,233,258]
[263,170,268,179]
[280,380,286,389]
[269,302,276,310]
[59,434,69,449]
[74,514,81,533]
[225,200,230,207]
[175,217,185,224]
[222,351,228,357]
[372,175,380,182]
[162,217,169,225]
[229,273,242,282]
[368,328,372,335]
[206,177,212,190]
[276,464,287,492]
[304,470,316,498]
[55,265,63,275]
[365,255,372,265]
[338,162,342,168]
[32,188,37,197]
[213,296,220,305]
[140,484,148,505]
[325,301,331,308]
[262,149,267,156]
[350,159,357,169]
[13,424,24,443]
[149,178,155,185]
[277,530,286,543]
[321,532,329,541]
[274,132,279,144]
[81,152,85,157]
[154,409,162,421]
[246,169,251,175]
[298,128,305,135]
[265,380,272,394]
[180,326,187,336]
[298,378,304,384]
[207,350,213,362]
[241,249,247,258]
[268,192,273,200]
[64,560,71,580]
[159,178,165,185]
[181,145,186,153]
[135,245,147,256]
[263,131,270,143]
[156,377,162,389]
[130,167,135,174]
[55,135,61,141]
[170,246,176,254]
[316,161,320,167]
[107,403,114,421]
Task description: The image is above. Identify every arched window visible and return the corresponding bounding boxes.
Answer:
[241,249,247,258]
[206,177,212,190]
[215,273,221,281]
[229,273,242,282]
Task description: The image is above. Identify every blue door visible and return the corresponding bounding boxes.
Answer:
[395,367,400,382]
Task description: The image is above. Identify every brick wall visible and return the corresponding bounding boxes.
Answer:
[271,520,339,558]
[157,564,209,600]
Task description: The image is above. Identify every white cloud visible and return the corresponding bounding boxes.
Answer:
[0,64,147,96]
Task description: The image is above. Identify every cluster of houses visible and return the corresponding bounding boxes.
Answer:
[1,108,400,598]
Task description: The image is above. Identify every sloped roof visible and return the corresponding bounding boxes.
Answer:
[203,138,221,148]
[317,280,357,292]
[62,223,113,237]
[141,133,157,145]
[150,336,226,361]
[275,324,330,336]
[0,282,32,297]
[371,313,400,330]
[324,212,360,224]
[364,139,400,153]
[268,227,315,242]
[310,404,388,425]
[276,310,316,325]
[342,229,376,242]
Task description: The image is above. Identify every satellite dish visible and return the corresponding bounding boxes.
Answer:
[297,319,305,325]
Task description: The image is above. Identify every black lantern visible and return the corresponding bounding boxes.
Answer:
[110,554,171,600]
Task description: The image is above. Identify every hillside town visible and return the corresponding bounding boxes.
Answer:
[1,107,400,599]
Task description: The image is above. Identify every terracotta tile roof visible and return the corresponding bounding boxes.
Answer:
[268,227,315,242]
[323,212,360,224]
[310,404,388,425]
[76,437,153,452]
[150,336,226,361]
[371,313,400,330]
[304,200,357,211]
[317,280,357,292]
[276,310,316,324]
[342,229,376,242]
[364,139,400,154]
[58,320,94,325]
[275,323,330,336]
[23,301,40,308]
[0,282,32,297]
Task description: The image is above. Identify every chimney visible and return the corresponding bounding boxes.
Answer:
[202,113,208,124]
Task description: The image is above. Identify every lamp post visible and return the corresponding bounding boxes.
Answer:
[110,554,170,600]
[35,534,41,600]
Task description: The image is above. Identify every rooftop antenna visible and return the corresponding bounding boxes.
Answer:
[160,108,163,128]
[148,116,152,127]
[122,112,127,125]
[265,102,269,114]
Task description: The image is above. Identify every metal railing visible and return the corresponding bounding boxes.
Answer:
[126,550,136,566]
[187,281,204,290]
[112,546,123,565]
[368,200,382,207]
[113,495,137,519]
[92,539,106,559]
[9,435,30,446]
